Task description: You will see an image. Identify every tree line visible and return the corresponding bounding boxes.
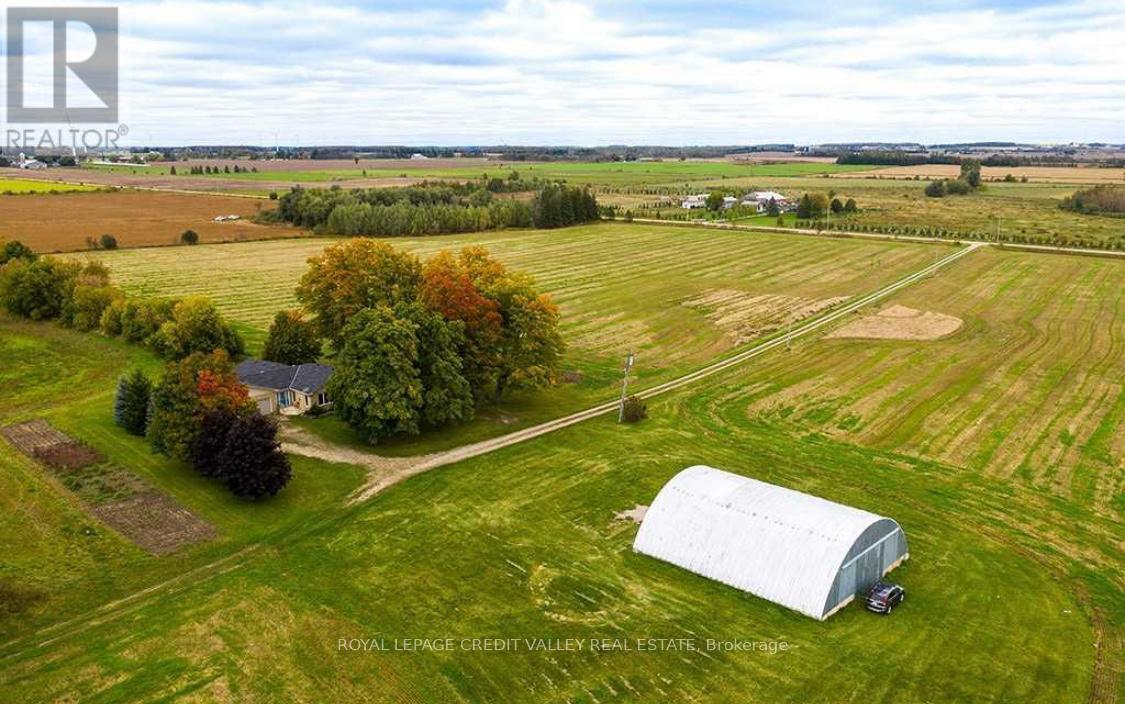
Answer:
[836,151,1081,167]
[272,183,598,236]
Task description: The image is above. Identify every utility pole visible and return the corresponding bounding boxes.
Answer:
[617,351,636,422]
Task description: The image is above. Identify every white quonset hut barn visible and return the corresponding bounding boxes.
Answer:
[633,466,909,620]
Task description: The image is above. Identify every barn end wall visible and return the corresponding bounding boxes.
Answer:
[821,518,909,618]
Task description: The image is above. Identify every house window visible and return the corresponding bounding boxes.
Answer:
[278,391,291,407]
[317,392,329,405]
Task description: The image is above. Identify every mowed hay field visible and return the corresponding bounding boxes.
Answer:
[736,247,1124,512]
[1,190,291,252]
[0,297,1114,702]
[75,223,938,376]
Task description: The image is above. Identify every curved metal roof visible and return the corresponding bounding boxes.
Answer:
[633,465,902,619]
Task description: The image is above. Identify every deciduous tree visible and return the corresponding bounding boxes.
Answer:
[218,413,292,499]
[147,351,251,460]
[0,256,79,320]
[262,309,321,365]
[327,307,423,441]
[296,239,422,347]
[151,296,244,360]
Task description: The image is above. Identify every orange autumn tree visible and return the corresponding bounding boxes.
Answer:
[420,250,503,400]
[147,350,253,460]
[423,247,563,402]
[296,239,422,349]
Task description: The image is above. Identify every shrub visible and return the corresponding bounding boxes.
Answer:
[180,229,199,245]
[0,240,36,265]
[621,395,647,423]
[924,180,947,198]
[99,233,118,250]
[945,178,972,195]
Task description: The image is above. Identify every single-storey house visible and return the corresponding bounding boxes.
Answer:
[236,359,333,415]
[741,191,790,213]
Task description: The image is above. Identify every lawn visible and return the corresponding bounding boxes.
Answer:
[1,255,1116,699]
[70,222,939,452]
[0,317,366,643]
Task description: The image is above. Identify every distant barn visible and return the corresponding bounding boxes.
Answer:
[633,465,909,620]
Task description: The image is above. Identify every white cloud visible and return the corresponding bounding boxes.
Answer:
[4,0,1122,144]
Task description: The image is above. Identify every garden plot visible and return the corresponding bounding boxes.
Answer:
[1,419,215,554]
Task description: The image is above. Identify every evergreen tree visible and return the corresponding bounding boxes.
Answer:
[114,369,152,436]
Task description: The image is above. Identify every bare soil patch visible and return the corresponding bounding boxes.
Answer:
[827,304,963,341]
[90,491,216,556]
[0,190,290,252]
[1,420,75,456]
[683,290,848,345]
[2,419,215,554]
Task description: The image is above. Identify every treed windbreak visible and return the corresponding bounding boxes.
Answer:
[271,181,598,237]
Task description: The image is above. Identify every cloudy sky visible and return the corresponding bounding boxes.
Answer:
[4,0,1124,145]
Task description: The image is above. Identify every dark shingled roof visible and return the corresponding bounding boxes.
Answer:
[236,359,332,394]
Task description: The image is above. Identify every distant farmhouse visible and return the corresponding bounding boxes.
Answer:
[16,153,47,170]
[681,194,708,209]
[236,359,332,415]
[742,191,790,212]
[681,191,792,212]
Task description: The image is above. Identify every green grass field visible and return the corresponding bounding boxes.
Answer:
[0,241,1119,701]
[71,223,941,452]
[82,160,875,186]
[0,178,99,194]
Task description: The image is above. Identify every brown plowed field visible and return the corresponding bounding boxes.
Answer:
[0,190,292,252]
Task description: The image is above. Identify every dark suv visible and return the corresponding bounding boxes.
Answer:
[864,581,905,614]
